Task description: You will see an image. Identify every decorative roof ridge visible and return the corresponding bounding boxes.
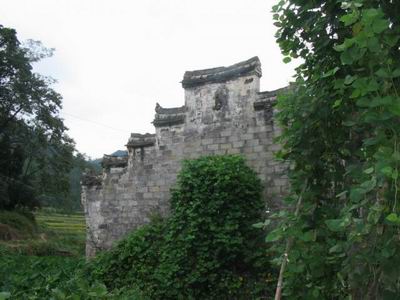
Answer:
[152,115,185,128]
[130,133,156,138]
[155,103,187,115]
[257,86,290,100]
[126,133,156,148]
[81,170,102,187]
[254,86,290,111]
[101,155,128,169]
[181,56,261,88]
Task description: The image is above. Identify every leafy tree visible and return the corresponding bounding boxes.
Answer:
[39,153,99,212]
[266,0,400,299]
[0,25,75,210]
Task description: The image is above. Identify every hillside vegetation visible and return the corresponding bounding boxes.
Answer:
[0,156,276,299]
[0,210,85,256]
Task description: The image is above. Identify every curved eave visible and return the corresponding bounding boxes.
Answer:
[181,56,261,88]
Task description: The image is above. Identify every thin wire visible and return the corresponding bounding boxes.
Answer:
[62,112,131,134]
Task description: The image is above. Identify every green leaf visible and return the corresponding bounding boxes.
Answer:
[299,230,315,242]
[363,137,379,146]
[325,217,350,232]
[351,88,361,98]
[369,96,393,107]
[332,99,342,108]
[336,190,347,198]
[352,22,363,35]
[381,166,393,177]
[367,37,380,52]
[360,177,376,192]
[283,57,291,64]
[334,43,346,52]
[252,219,271,228]
[356,97,370,107]
[372,18,389,33]
[386,213,400,225]
[340,10,359,26]
[343,120,356,126]
[344,75,356,85]
[312,289,320,298]
[252,222,264,229]
[271,1,284,12]
[52,288,66,299]
[0,292,11,300]
[384,34,400,47]
[392,152,400,161]
[341,2,352,9]
[375,68,390,78]
[340,50,353,65]
[392,68,400,78]
[362,8,380,24]
[389,101,400,116]
[381,245,396,258]
[329,244,343,253]
[350,188,365,202]
[322,67,340,78]
[265,228,283,242]
[364,167,374,174]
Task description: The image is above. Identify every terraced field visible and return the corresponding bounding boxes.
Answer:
[35,212,86,256]
[0,212,88,298]
[0,211,86,256]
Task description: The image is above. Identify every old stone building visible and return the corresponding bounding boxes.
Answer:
[82,57,288,256]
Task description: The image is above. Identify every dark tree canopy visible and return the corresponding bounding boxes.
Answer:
[0,25,75,210]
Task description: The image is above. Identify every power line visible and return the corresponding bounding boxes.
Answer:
[62,112,131,134]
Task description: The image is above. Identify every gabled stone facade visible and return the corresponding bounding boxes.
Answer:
[82,57,288,257]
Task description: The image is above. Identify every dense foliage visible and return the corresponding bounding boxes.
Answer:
[0,211,128,299]
[0,253,145,300]
[0,25,75,210]
[267,0,400,298]
[40,153,99,212]
[87,155,275,299]
[0,254,84,299]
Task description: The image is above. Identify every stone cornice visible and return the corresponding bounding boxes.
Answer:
[126,133,156,148]
[153,103,186,127]
[181,56,262,88]
[101,155,128,169]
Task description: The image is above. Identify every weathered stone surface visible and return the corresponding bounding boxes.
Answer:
[126,133,156,148]
[81,57,289,256]
[101,155,128,169]
[152,103,186,127]
[81,170,102,187]
[182,56,261,88]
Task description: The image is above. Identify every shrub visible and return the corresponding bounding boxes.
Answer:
[0,210,37,238]
[85,214,166,293]
[87,155,275,299]
[154,155,265,299]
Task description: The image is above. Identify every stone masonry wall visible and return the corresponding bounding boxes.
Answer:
[82,57,289,257]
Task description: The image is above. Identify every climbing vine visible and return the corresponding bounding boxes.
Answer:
[86,156,274,299]
[267,0,400,298]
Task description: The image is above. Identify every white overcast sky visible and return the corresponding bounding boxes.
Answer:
[1,0,297,158]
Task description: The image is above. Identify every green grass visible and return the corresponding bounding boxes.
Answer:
[0,210,86,257]
[0,210,90,298]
